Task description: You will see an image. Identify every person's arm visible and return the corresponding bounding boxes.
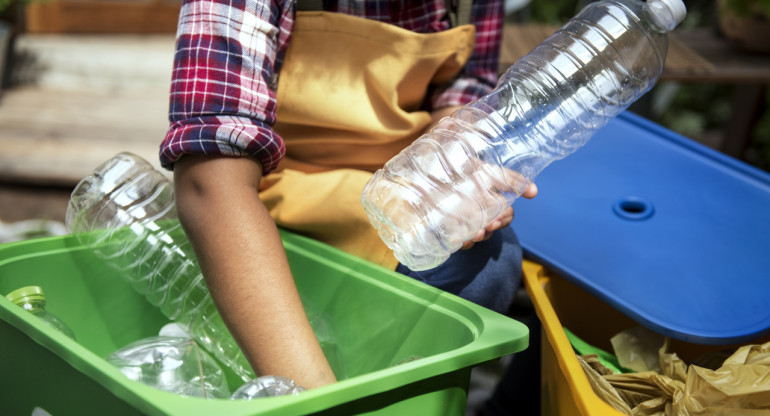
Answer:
[159,0,335,387]
[174,155,336,389]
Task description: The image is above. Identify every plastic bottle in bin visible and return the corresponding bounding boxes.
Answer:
[106,335,232,399]
[6,286,76,340]
[361,0,686,271]
[65,152,255,382]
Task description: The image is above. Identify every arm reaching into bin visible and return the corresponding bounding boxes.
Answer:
[174,155,336,389]
[160,0,335,388]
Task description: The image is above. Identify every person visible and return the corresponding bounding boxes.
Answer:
[160,0,537,391]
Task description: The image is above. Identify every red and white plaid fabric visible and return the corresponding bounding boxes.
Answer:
[160,0,505,173]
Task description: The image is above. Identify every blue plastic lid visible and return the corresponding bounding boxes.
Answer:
[514,112,770,345]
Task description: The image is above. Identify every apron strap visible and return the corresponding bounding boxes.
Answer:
[446,0,473,27]
[296,0,323,12]
[296,0,474,27]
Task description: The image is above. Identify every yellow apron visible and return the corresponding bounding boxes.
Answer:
[259,11,475,269]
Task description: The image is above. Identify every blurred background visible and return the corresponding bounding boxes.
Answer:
[509,0,770,170]
[0,0,768,242]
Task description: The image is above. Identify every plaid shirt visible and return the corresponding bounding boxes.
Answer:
[160,0,505,173]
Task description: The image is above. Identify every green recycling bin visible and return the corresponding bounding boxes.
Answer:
[0,229,527,415]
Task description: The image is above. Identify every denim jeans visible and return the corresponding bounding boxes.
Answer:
[395,226,523,315]
[396,226,540,416]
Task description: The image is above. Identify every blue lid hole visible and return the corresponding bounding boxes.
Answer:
[613,196,654,221]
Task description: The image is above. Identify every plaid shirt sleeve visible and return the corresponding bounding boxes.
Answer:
[159,0,293,173]
[429,0,505,109]
[160,0,505,171]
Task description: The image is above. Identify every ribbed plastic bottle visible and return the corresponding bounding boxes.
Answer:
[361,0,686,271]
[65,152,255,382]
[6,286,76,340]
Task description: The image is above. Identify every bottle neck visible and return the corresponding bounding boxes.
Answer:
[15,299,46,313]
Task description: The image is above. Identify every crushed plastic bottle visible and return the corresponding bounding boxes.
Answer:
[106,334,231,399]
[361,0,687,271]
[6,286,76,340]
[231,375,305,400]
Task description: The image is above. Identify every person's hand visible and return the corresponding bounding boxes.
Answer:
[425,106,539,250]
[460,183,538,250]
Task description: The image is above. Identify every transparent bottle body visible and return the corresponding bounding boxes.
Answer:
[19,300,76,340]
[231,375,306,400]
[106,336,231,399]
[361,0,675,271]
[66,153,255,382]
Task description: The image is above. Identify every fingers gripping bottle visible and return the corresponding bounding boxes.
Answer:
[65,152,256,382]
[361,0,686,271]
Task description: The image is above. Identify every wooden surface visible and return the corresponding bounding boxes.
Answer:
[0,34,174,188]
[0,87,170,187]
[26,0,181,34]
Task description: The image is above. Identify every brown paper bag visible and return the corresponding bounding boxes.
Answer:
[576,328,770,416]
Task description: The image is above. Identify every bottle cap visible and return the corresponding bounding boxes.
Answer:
[659,0,686,25]
[647,0,687,31]
[6,286,46,305]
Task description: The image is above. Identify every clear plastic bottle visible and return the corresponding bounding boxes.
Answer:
[65,152,255,382]
[6,286,76,340]
[361,0,686,271]
[106,335,231,399]
[230,375,306,400]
